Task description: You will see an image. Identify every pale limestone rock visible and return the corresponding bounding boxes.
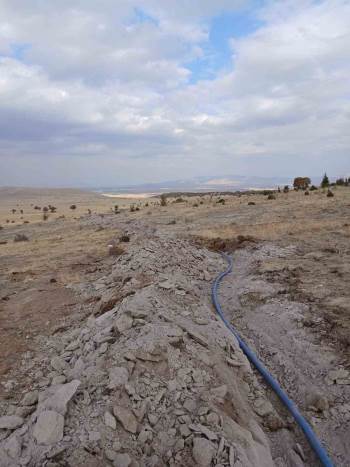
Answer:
[33,410,64,445]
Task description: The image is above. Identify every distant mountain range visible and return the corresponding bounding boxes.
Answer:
[96,174,294,194]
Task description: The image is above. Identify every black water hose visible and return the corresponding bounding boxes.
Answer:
[211,252,333,467]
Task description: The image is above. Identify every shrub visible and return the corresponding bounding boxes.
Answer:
[43,213,49,221]
[11,209,16,214]
[160,194,167,206]
[70,204,77,210]
[248,201,256,205]
[217,198,225,204]
[283,185,289,193]
[135,206,140,211]
[193,203,199,207]
[175,197,184,203]
[310,185,318,191]
[49,206,57,213]
[305,190,310,196]
[43,206,49,212]
[119,234,130,242]
[130,205,135,212]
[267,194,276,200]
[327,190,334,197]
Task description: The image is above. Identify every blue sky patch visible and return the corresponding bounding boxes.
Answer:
[186,7,264,84]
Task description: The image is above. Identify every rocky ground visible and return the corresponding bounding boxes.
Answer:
[0,188,349,466]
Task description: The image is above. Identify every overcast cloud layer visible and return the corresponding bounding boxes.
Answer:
[0,0,349,187]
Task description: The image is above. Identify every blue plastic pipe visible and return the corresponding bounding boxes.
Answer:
[211,252,334,467]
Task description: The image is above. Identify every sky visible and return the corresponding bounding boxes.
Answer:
[0,0,349,187]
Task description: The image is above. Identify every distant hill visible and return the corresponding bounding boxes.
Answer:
[97,174,292,194]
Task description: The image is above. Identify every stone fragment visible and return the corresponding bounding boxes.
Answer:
[192,437,215,466]
[51,356,69,373]
[210,385,227,400]
[113,453,132,467]
[190,424,217,441]
[104,411,117,429]
[33,410,64,445]
[113,405,138,433]
[253,398,273,417]
[4,435,22,458]
[115,314,133,333]
[108,366,129,389]
[179,424,191,437]
[105,449,117,461]
[186,329,208,347]
[0,415,24,430]
[21,390,39,406]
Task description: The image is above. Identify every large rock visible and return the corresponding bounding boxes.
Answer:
[192,437,215,466]
[33,410,64,445]
[38,380,80,415]
[113,405,138,434]
[0,416,24,430]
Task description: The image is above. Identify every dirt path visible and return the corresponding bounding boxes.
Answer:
[220,243,350,466]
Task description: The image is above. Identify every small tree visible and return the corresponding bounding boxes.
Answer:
[321,173,329,189]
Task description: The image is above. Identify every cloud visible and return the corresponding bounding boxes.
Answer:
[0,0,349,186]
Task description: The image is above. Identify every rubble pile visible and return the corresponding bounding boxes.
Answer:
[0,238,290,466]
